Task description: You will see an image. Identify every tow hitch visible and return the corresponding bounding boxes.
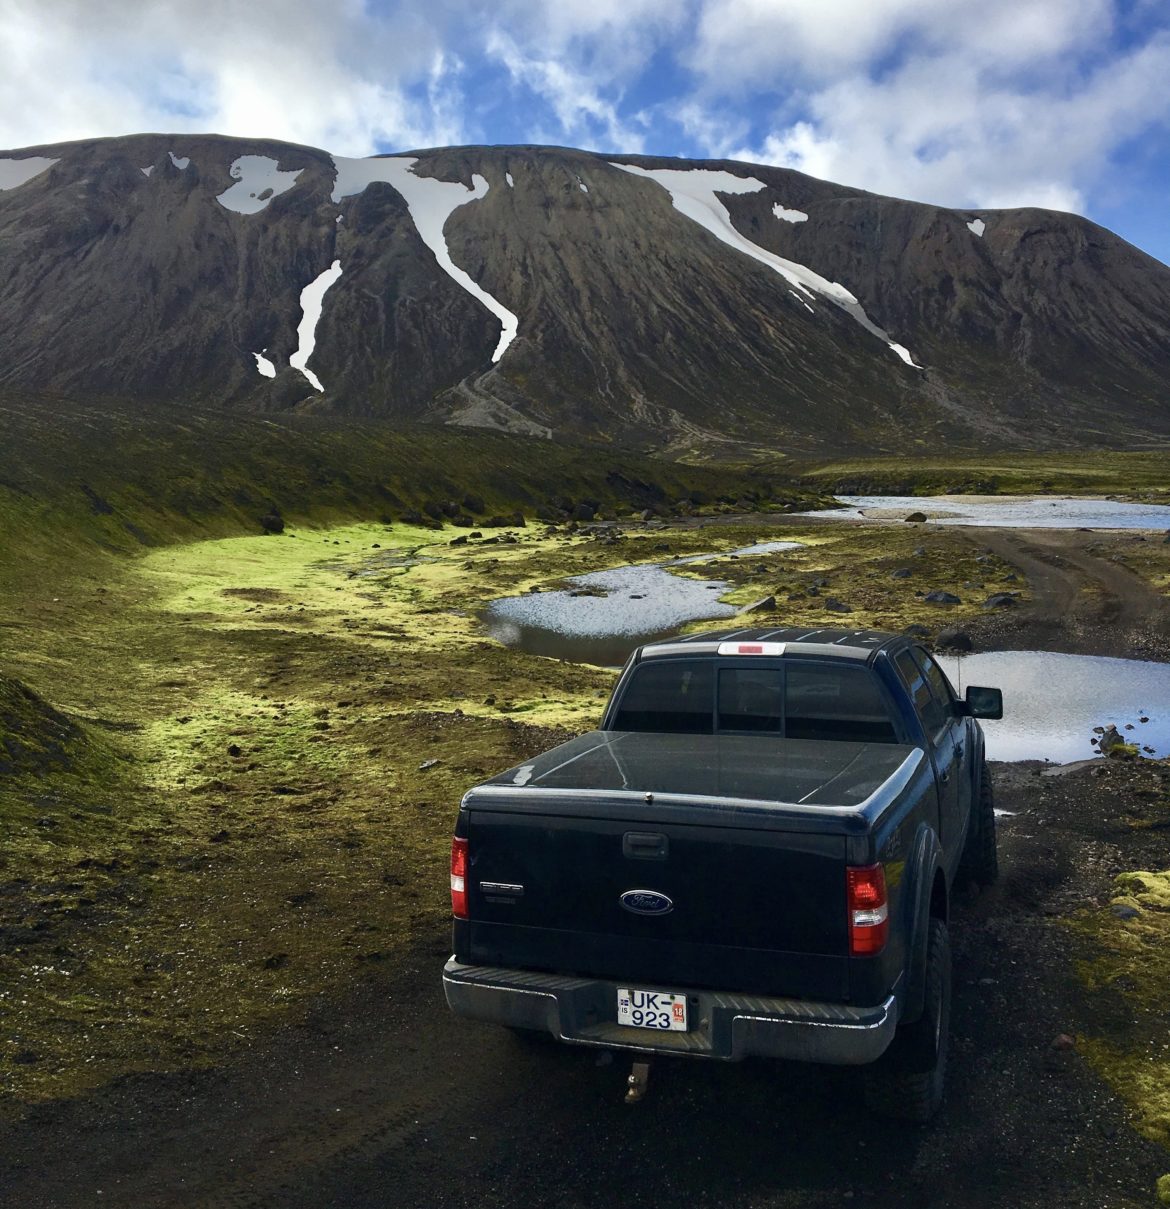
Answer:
[624,1060,651,1105]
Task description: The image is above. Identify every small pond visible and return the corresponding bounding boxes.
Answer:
[481,540,801,668]
[939,650,1170,763]
[809,495,1170,530]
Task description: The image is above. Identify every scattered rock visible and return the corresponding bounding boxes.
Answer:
[891,568,913,579]
[259,511,284,535]
[419,758,440,771]
[739,595,777,614]
[571,503,596,522]
[924,590,962,604]
[903,623,930,638]
[1111,904,1140,920]
[984,592,1018,608]
[824,597,853,613]
[449,535,468,546]
[1050,1034,1076,1052]
[227,743,242,757]
[936,626,973,652]
[905,511,928,523]
[263,953,289,970]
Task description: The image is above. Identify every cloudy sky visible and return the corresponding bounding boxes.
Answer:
[3,0,1169,262]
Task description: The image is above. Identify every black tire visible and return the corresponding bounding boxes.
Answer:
[864,918,951,1123]
[958,761,998,887]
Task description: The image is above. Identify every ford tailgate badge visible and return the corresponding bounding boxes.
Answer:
[620,889,673,916]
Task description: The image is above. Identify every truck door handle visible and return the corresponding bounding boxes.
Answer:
[623,832,668,860]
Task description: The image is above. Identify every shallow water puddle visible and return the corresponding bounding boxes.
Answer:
[810,495,1170,529]
[482,540,801,667]
[938,650,1170,762]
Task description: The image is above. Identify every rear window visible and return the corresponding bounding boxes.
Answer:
[610,659,714,733]
[611,659,900,743]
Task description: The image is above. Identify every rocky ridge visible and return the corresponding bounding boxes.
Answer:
[1,134,1169,454]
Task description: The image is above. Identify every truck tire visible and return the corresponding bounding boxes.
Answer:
[958,761,998,887]
[863,918,951,1123]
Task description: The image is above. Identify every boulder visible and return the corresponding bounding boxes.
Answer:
[924,590,961,604]
[984,592,1018,608]
[739,595,776,614]
[891,568,913,579]
[905,511,928,523]
[259,511,284,535]
[824,597,853,613]
[936,626,973,652]
[571,503,596,522]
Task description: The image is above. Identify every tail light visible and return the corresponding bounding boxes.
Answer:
[847,864,888,956]
[450,836,469,919]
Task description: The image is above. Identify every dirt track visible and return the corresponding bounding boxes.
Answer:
[965,529,1170,659]
[2,523,1169,1208]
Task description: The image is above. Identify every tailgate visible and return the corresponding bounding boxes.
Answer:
[456,805,850,1001]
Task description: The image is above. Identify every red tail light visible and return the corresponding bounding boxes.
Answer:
[450,836,469,919]
[847,865,888,956]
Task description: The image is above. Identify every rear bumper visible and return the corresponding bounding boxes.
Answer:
[443,957,898,1065]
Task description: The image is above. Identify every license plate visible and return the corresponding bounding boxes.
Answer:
[616,988,688,1031]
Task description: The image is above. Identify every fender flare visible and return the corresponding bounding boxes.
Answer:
[900,823,946,1026]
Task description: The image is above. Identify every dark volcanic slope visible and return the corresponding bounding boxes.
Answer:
[1,134,1168,453]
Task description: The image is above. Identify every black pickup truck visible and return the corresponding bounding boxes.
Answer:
[443,627,1002,1119]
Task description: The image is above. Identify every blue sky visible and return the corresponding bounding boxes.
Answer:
[3,0,1169,263]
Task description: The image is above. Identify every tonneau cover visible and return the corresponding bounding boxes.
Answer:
[478,731,920,809]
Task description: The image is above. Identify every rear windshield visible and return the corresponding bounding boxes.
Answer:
[611,659,900,743]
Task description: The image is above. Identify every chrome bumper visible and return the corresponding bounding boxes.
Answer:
[443,958,898,1065]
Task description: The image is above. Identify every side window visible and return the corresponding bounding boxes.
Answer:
[611,660,714,733]
[893,648,947,740]
[910,647,954,739]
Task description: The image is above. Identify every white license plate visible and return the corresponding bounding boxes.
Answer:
[617,988,688,1031]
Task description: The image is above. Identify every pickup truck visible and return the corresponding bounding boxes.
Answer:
[443,626,1002,1120]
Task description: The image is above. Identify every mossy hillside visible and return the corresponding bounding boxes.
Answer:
[0,394,825,605]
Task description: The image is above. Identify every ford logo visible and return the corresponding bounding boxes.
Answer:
[620,889,674,916]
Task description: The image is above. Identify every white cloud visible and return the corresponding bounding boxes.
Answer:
[485,28,649,152]
[688,0,1114,87]
[0,0,467,154]
[725,30,1170,215]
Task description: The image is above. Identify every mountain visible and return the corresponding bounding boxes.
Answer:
[1,133,1168,455]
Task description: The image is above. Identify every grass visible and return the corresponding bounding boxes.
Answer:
[775,451,1170,499]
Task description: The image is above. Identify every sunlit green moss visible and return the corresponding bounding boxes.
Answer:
[1074,868,1170,1151]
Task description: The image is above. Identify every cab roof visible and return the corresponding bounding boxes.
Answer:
[633,626,906,664]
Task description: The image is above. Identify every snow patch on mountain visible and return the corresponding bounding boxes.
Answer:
[773,204,808,224]
[968,218,986,237]
[168,152,190,170]
[505,172,514,187]
[331,155,518,362]
[253,350,277,378]
[577,176,589,193]
[289,260,343,392]
[141,166,154,178]
[612,163,921,370]
[0,157,58,190]
[217,155,303,215]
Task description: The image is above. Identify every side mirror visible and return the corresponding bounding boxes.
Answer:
[964,685,1003,720]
